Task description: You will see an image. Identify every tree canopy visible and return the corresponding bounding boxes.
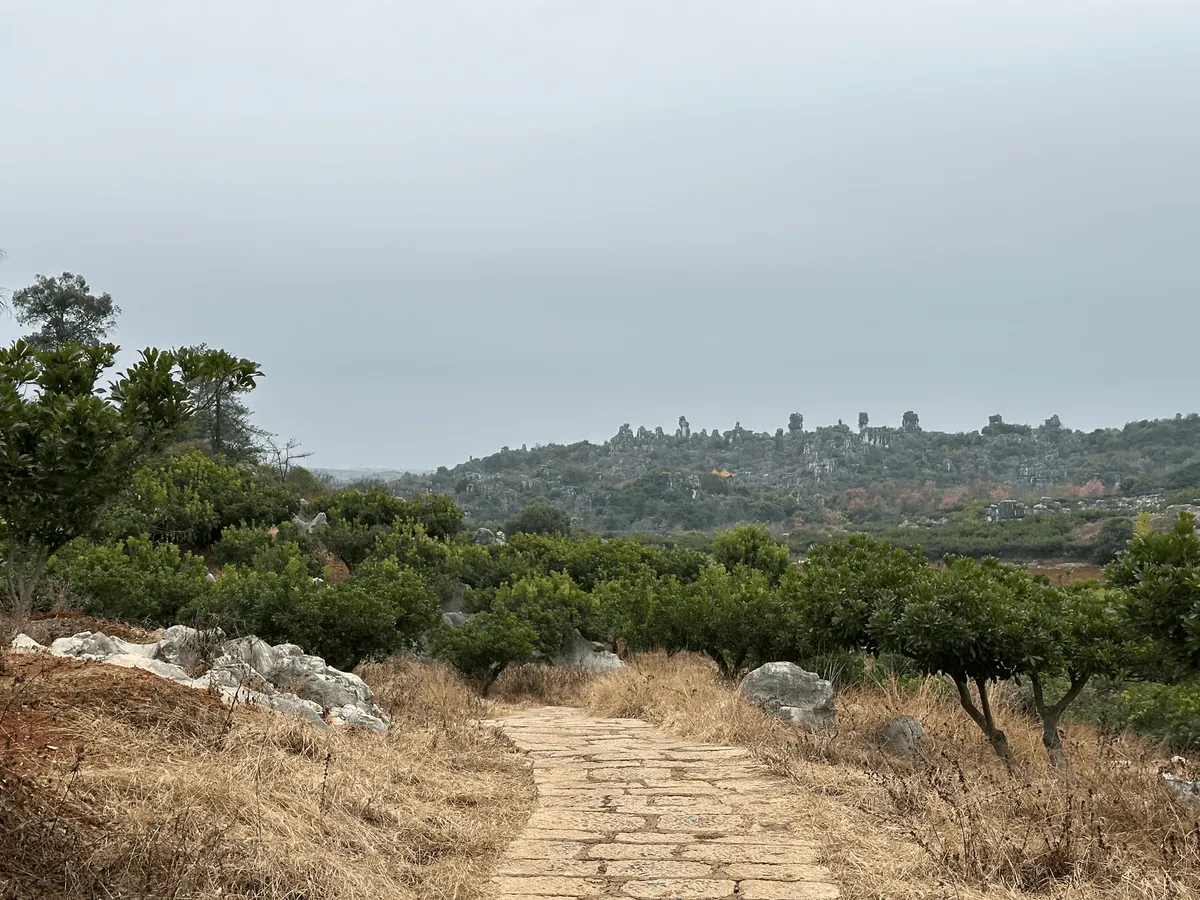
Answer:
[12,273,120,350]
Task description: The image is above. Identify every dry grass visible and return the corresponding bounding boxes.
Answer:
[0,653,535,900]
[490,662,600,707]
[513,651,1200,900]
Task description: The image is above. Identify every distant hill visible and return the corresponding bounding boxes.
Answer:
[388,412,1200,534]
[316,467,419,485]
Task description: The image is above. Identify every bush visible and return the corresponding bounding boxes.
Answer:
[492,572,594,655]
[48,536,211,624]
[1090,516,1134,564]
[504,501,571,537]
[101,452,299,549]
[712,524,791,582]
[1092,679,1200,750]
[431,612,536,694]
[211,523,274,568]
[192,557,319,642]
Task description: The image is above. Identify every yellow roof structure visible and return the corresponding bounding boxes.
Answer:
[711,468,735,478]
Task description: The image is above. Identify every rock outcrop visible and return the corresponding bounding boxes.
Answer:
[292,511,329,534]
[739,662,837,730]
[12,627,387,733]
[551,628,624,673]
[877,714,929,757]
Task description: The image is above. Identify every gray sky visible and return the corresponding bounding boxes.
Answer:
[2,1,1198,471]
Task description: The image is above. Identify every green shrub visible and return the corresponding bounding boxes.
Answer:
[211,523,274,568]
[1091,680,1200,750]
[712,524,791,582]
[493,572,594,655]
[101,451,299,549]
[193,557,319,641]
[504,501,571,537]
[49,535,211,623]
[431,611,536,694]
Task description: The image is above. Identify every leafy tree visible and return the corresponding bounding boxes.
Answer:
[0,341,191,618]
[492,572,594,655]
[788,413,803,434]
[174,345,263,459]
[404,492,464,541]
[101,450,299,548]
[192,556,319,643]
[712,524,791,582]
[504,500,571,537]
[48,535,210,623]
[858,412,869,431]
[794,535,929,653]
[902,410,921,432]
[11,273,120,350]
[297,559,438,669]
[1024,582,1136,767]
[1091,516,1134,564]
[1108,511,1200,668]
[688,565,790,675]
[878,557,1025,760]
[431,611,536,694]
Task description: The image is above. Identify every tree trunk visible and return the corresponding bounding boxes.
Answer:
[952,675,1014,762]
[1030,671,1088,769]
[213,388,223,453]
[481,663,507,697]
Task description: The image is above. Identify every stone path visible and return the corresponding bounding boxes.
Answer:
[488,707,840,900]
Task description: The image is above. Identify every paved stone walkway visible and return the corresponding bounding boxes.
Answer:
[488,707,840,900]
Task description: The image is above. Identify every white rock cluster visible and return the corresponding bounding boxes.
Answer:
[10,626,389,733]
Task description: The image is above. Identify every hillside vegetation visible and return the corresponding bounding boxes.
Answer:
[391,412,1200,535]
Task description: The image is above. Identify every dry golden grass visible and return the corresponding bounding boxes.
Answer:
[0,654,534,900]
[490,662,600,707]
[552,652,1200,900]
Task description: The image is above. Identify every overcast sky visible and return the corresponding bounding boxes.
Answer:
[2,2,1198,470]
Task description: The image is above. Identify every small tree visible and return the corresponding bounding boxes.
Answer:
[1024,582,1135,767]
[493,571,594,656]
[1108,511,1200,668]
[174,345,263,459]
[0,341,191,620]
[689,564,789,675]
[504,500,571,537]
[12,273,120,350]
[265,436,313,482]
[879,557,1024,761]
[431,612,536,694]
[794,535,929,653]
[712,524,790,583]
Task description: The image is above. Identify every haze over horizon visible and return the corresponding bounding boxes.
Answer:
[3,2,1198,471]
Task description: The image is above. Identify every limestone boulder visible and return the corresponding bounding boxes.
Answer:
[10,634,46,653]
[103,653,202,687]
[328,704,390,734]
[155,624,224,671]
[218,636,278,678]
[739,662,837,730]
[552,629,624,673]
[472,527,501,545]
[1162,772,1200,806]
[292,511,328,534]
[877,714,929,757]
[36,627,389,733]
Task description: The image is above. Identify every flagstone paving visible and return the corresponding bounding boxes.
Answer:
[488,707,839,900]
